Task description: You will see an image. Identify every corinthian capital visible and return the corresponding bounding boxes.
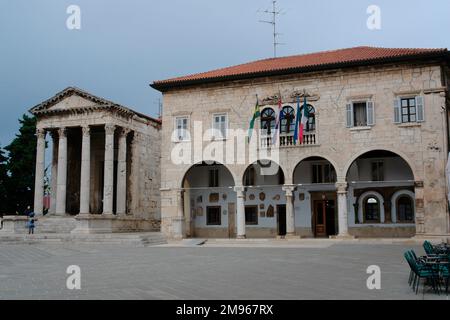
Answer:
[82,126,91,137]
[58,127,67,138]
[36,128,46,139]
[105,124,116,135]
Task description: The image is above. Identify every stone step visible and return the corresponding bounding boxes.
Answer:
[0,232,167,246]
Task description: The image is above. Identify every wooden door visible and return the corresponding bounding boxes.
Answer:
[228,203,236,238]
[277,205,286,236]
[314,201,327,237]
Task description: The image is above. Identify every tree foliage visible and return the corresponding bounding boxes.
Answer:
[0,145,8,214]
[4,114,37,214]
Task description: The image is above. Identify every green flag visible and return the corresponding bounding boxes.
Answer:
[248,96,260,142]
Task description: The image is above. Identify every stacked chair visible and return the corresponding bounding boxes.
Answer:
[404,241,449,296]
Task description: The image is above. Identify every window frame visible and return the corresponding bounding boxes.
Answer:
[211,113,228,140]
[174,116,190,142]
[346,100,375,128]
[400,97,417,123]
[260,108,276,136]
[311,162,336,184]
[245,205,259,225]
[208,168,219,188]
[206,206,222,226]
[363,195,381,223]
[371,160,384,182]
[244,166,256,186]
[396,195,415,223]
[280,106,295,134]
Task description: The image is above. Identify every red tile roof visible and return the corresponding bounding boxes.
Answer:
[151,46,448,91]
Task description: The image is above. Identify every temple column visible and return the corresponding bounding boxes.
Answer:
[234,186,246,239]
[283,185,296,236]
[116,128,129,215]
[49,131,58,215]
[33,128,46,215]
[102,124,115,215]
[336,181,350,237]
[56,127,67,215]
[79,126,91,214]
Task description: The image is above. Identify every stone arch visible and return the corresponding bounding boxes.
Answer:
[391,190,415,223]
[343,147,417,181]
[242,159,285,186]
[181,161,238,188]
[292,155,340,184]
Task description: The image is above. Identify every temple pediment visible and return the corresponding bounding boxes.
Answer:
[29,86,160,124]
[29,87,116,115]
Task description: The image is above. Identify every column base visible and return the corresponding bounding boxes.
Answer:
[285,233,299,239]
[236,235,246,239]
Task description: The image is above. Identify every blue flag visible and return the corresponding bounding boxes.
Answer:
[293,96,301,145]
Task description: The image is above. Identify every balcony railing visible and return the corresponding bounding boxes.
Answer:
[260,132,317,148]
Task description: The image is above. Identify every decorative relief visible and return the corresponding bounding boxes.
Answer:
[266,205,274,218]
[222,193,227,200]
[196,196,202,203]
[260,211,266,218]
[299,193,305,201]
[272,194,280,201]
[249,194,255,200]
[259,204,265,209]
[209,193,219,203]
[259,192,266,201]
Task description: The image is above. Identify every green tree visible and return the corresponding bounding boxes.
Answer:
[0,145,8,214]
[4,114,37,214]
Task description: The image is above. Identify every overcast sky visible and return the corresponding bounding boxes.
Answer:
[0,0,449,146]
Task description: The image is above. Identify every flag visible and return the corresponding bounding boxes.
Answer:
[293,96,301,145]
[247,96,260,142]
[299,96,309,144]
[272,95,283,144]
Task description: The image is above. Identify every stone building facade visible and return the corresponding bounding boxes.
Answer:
[151,46,450,240]
[5,87,162,234]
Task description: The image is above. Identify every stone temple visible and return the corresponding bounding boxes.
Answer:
[2,46,450,240]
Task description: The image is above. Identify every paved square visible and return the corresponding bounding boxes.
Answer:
[0,241,447,300]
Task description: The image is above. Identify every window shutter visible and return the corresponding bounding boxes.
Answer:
[366,101,375,126]
[416,96,424,122]
[393,99,401,123]
[346,103,353,127]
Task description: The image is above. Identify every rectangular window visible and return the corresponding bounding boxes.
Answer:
[395,97,424,123]
[401,98,416,123]
[346,101,375,128]
[175,116,189,141]
[209,168,219,187]
[371,161,384,181]
[244,167,255,186]
[312,164,336,184]
[245,206,258,225]
[212,113,227,139]
[353,102,367,127]
[206,206,221,225]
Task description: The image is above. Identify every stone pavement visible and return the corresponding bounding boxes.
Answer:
[0,240,448,300]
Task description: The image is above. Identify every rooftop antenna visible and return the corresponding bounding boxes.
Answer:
[259,0,285,58]
[154,98,162,118]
